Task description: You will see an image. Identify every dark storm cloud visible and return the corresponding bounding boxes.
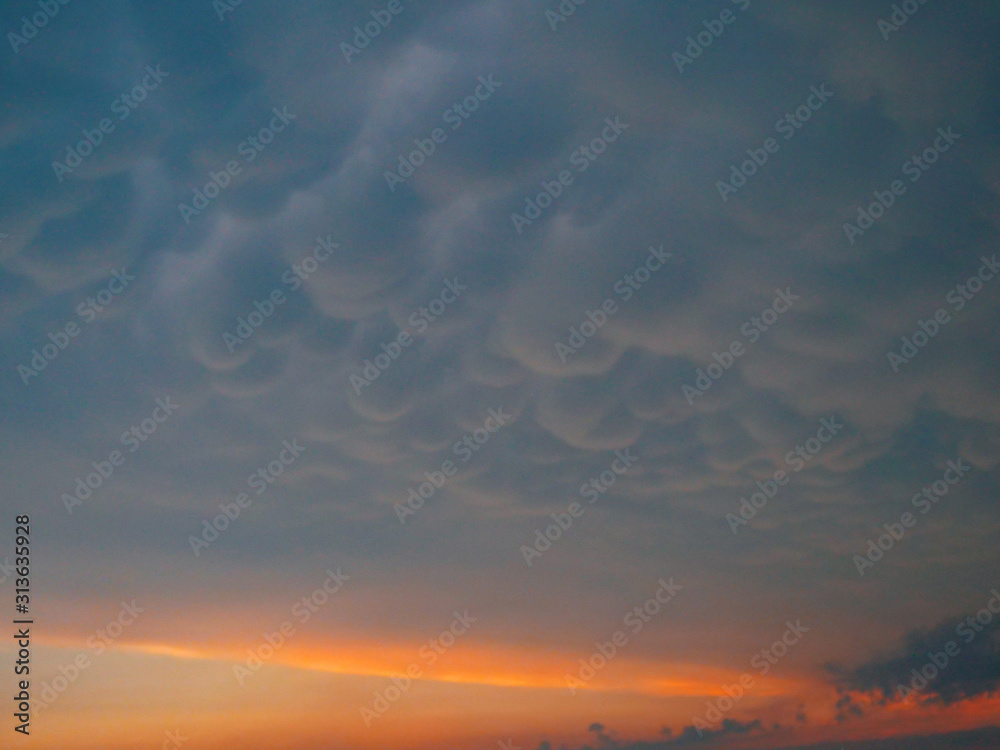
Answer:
[834,593,1000,705]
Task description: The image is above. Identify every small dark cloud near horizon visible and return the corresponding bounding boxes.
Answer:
[539,725,1000,750]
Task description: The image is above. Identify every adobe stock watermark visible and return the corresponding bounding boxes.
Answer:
[395,407,511,523]
[673,0,751,73]
[214,0,246,21]
[385,75,501,192]
[545,0,589,31]
[521,449,638,566]
[160,729,188,750]
[887,255,998,373]
[717,84,834,202]
[234,568,350,684]
[726,417,844,536]
[842,126,961,244]
[223,236,339,353]
[52,64,168,182]
[341,0,414,63]
[7,0,73,54]
[31,600,145,714]
[17,268,136,386]
[566,577,682,695]
[691,619,809,735]
[0,556,18,586]
[555,245,671,364]
[894,589,998,702]
[852,459,971,576]
[877,0,932,41]
[349,277,467,394]
[178,106,296,224]
[61,398,180,514]
[188,439,306,555]
[360,610,477,726]
[682,288,798,406]
[510,116,629,234]
[726,417,844,534]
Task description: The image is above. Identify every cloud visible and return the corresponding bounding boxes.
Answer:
[1,1,1000,748]
[834,597,1000,705]
[537,725,1000,750]
[537,718,763,749]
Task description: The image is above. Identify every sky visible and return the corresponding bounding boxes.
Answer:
[1,0,999,748]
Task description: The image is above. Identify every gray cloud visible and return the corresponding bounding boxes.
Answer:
[1,0,1000,747]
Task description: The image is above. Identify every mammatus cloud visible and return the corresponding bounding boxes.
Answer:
[1,0,999,748]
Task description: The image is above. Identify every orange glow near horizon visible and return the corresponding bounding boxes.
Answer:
[34,628,813,699]
[14,634,1000,750]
